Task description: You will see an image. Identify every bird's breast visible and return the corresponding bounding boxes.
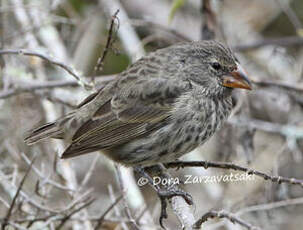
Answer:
[197,97,233,144]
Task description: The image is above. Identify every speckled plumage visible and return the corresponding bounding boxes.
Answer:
[25,40,249,166]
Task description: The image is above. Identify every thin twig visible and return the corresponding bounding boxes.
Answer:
[228,116,303,139]
[1,216,134,225]
[20,153,73,192]
[55,197,95,230]
[131,19,191,42]
[93,9,120,79]
[1,155,36,230]
[200,0,216,40]
[274,0,303,34]
[252,79,303,92]
[252,79,303,105]
[61,189,94,213]
[94,194,123,230]
[193,210,261,230]
[0,49,93,89]
[233,36,303,51]
[2,221,28,230]
[100,0,145,61]
[0,195,10,209]
[131,20,303,51]
[0,75,115,99]
[43,93,77,109]
[236,197,303,216]
[79,155,100,190]
[115,165,140,230]
[164,161,303,188]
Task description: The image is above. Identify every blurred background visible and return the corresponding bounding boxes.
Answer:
[1,0,303,229]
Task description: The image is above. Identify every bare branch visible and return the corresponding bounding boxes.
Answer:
[274,0,303,34]
[21,153,74,192]
[55,197,95,230]
[233,36,303,51]
[78,155,100,190]
[193,210,261,230]
[100,0,145,61]
[131,19,191,42]
[0,49,93,89]
[115,165,140,230]
[2,155,36,229]
[94,194,123,230]
[0,75,115,99]
[252,79,303,105]
[228,116,303,139]
[200,0,217,40]
[236,197,303,216]
[94,9,120,77]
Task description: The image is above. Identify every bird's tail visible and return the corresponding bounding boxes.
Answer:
[24,114,74,145]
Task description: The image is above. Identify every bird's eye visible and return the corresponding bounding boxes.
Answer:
[211,62,221,71]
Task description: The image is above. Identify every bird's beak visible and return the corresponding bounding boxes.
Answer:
[222,63,252,90]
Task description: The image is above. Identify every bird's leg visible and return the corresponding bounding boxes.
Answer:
[134,165,193,228]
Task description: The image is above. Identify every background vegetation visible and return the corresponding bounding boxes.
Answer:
[1,0,303,229]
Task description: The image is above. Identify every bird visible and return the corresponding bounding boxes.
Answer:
[24,40,251,166]
[25,40,251,227]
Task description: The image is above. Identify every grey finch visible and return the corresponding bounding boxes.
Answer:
[25,40,252,166]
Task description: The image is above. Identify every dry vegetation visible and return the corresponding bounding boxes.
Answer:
[1,0,303,229]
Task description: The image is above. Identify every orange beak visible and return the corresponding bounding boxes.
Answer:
[222,63,252,90]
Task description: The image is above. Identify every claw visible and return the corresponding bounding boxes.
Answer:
[134,166,194,229]
[157,189,193,228]
[159,198,168,229]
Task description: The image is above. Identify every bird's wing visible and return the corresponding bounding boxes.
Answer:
[61,78,190,158]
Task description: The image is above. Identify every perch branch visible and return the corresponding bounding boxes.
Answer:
[164,161,303,188]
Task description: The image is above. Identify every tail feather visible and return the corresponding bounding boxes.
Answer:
[24,122,63,145]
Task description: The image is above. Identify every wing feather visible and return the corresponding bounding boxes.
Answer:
[61,78,190,158]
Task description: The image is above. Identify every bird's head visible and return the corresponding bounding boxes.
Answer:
[171,41,252,97]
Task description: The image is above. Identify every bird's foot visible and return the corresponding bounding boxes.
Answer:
[157,188,193,228]
[134,166,193,229]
